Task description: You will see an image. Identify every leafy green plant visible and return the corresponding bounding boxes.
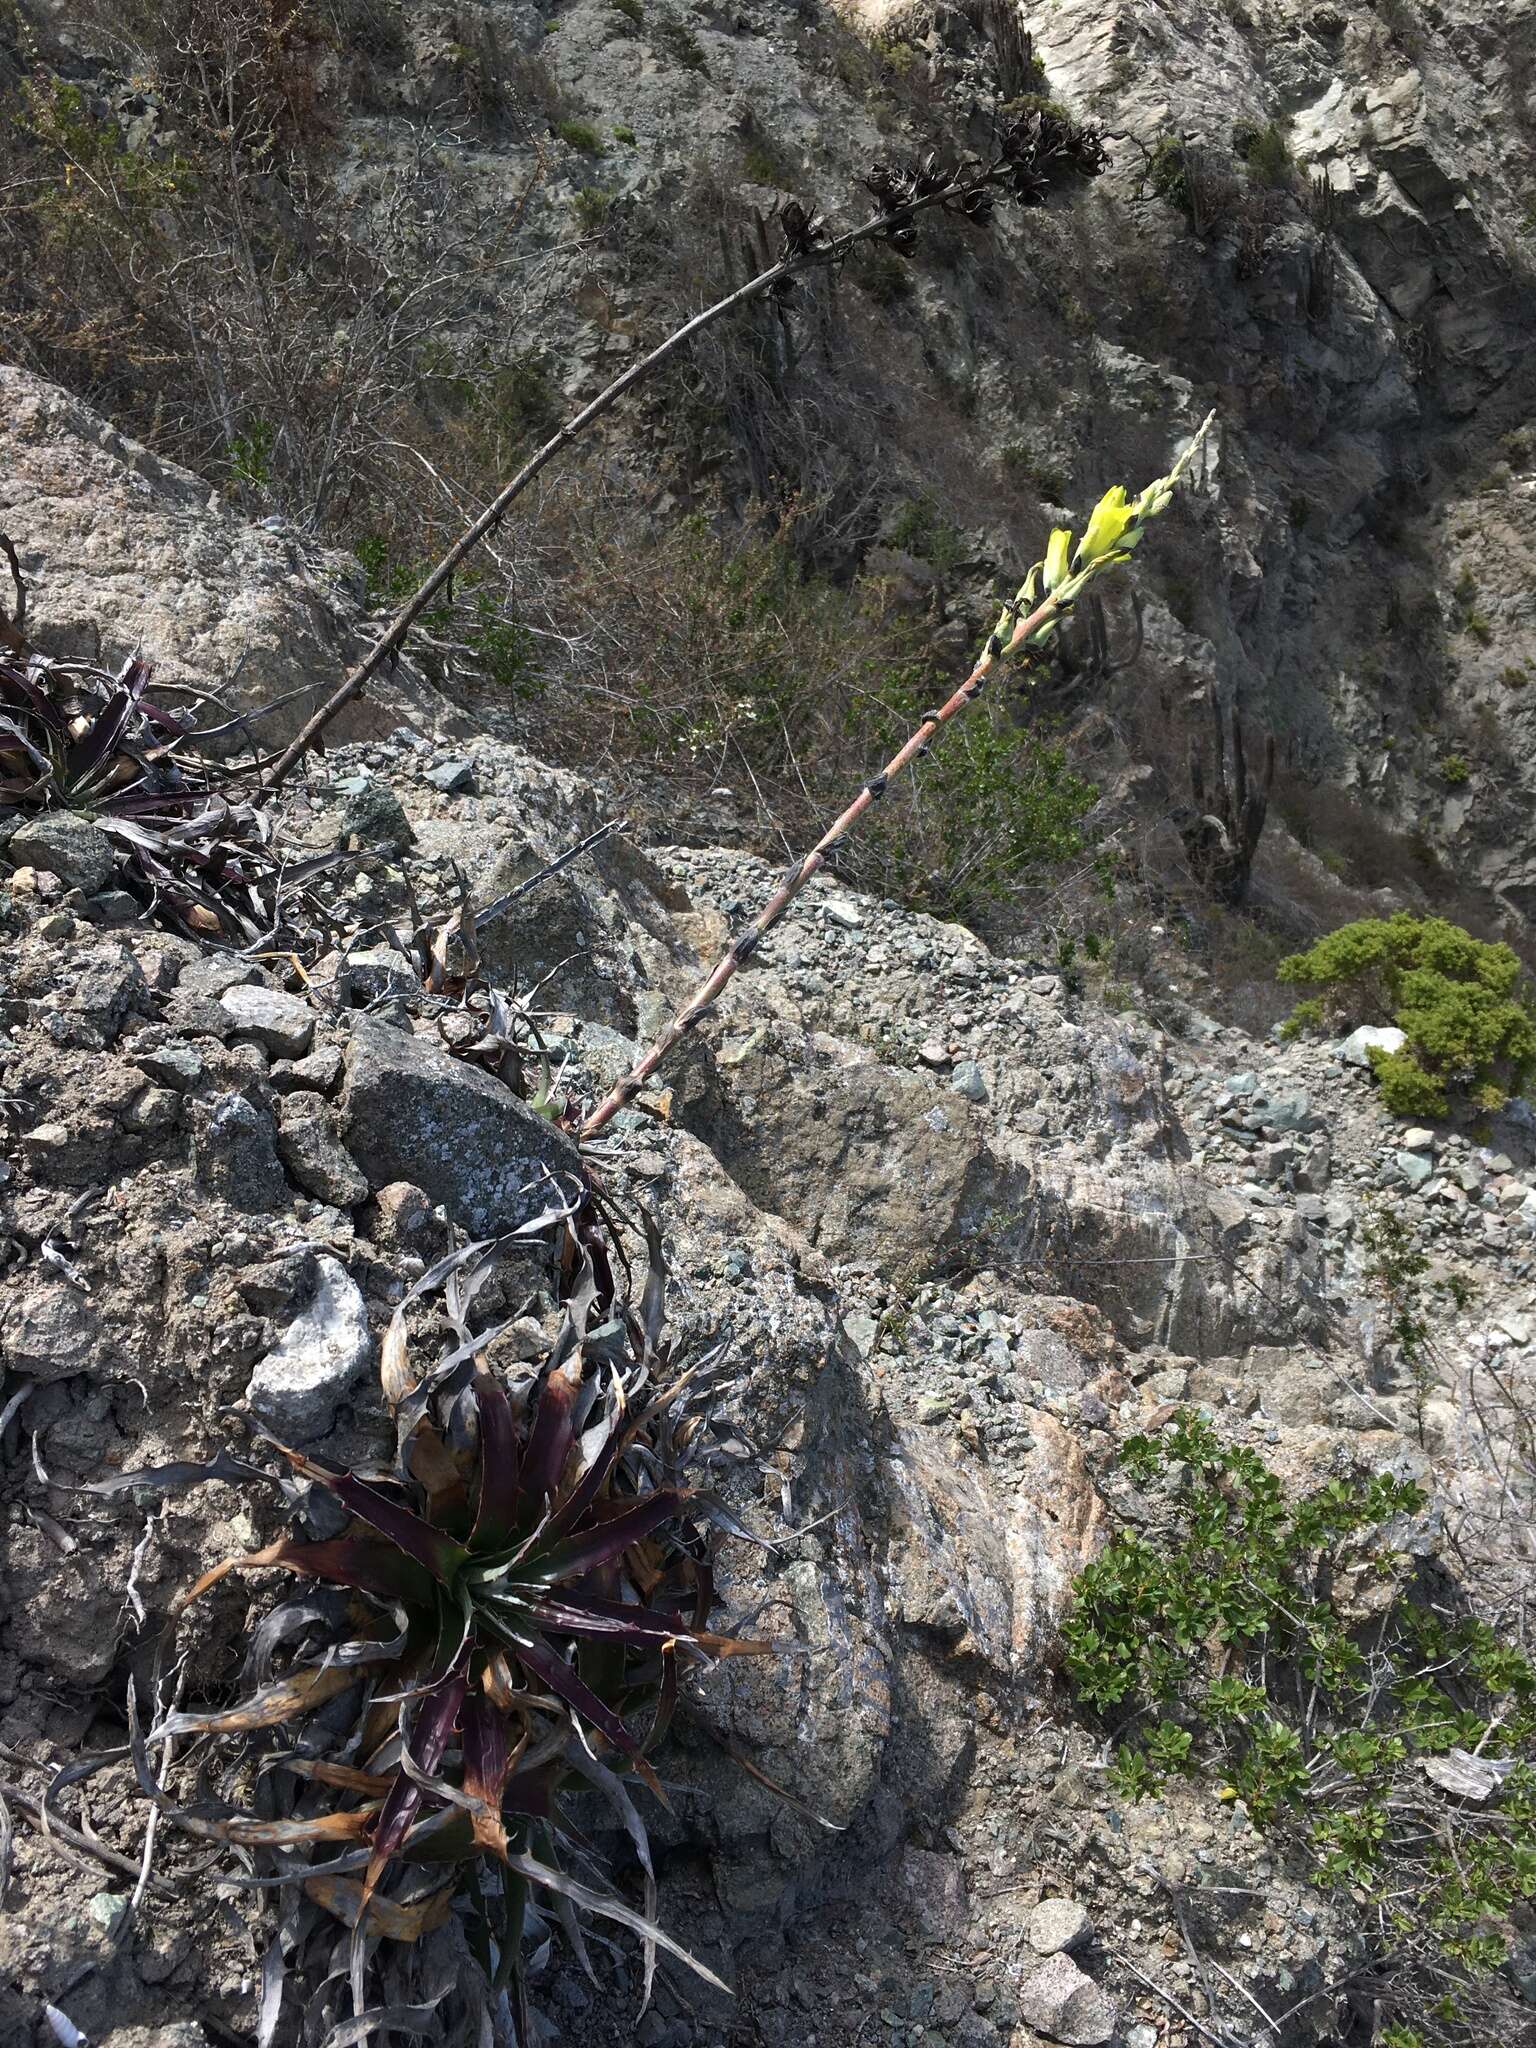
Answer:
[655,18,706,70]
[1064,1412,1536,2042]
[573,185,614,233]
[1278,913,1536,1116]
[742,134,797,189]
[1440,752,1471,785]
[1001,443,1068,501]
[854,241,914,304]
[556,117,604,153]
[228,415,276,490]
[1237,119,1290,189]
[613,122,637,143]
[1148,131,1190,214]
[97,1202,768,2038]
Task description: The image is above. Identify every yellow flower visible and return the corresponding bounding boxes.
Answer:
[1074,484,1135,567]
[1042,527,1073,592]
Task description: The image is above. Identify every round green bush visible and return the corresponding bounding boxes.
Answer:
[1277,912,1536,1116]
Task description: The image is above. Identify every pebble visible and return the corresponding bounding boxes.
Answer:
[1027,1897,1094,1955]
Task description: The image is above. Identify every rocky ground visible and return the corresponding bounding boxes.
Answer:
[3,700,1531,2048]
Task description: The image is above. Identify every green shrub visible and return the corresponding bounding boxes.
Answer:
[572,185,613,232]
[612,122,637,143]
[655,18,706,70]
[1001,443,1068,501]
[1148,132,1190,214]
[1064,1412,1536,2042]
[854,241,913,304]
[1237,118,1290,188]
[556,118,604,153]
[741,135,796,189]
[1278,912,1536,1115]
[1440,752,1470,784]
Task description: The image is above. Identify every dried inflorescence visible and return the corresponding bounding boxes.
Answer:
[95,1186,771,2040]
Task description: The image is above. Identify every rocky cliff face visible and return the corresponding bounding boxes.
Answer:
[2,452,1534,2043]
[2,0,1536,2043]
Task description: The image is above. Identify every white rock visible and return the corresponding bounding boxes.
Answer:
[1340,1025,1406,1068]
[1017,1953,1115,2045]
[1401,1127,1436,1151]
[246,1257,374,1440]
[1027,1896,1094,1955]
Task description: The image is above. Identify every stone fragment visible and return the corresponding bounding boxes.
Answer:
[1396,1149,1434,1188]
[246,1255,374,1439]
[1401,1126,1435,1151]
[365,1180,451,1258]
[6,812,117,894]
[1295,1133,1331,1192]
[3,1276,105,1380]
[277,1091,369,1208]
[134,1041,206,1090]
[179,955,263,998]
[340,779,414,850]
[270,1045,344,1094]
[425,757,475,794]
[192,1091,288,1210]
[918,1038,951,1068]
[1205,1186,1251,1243]
[219,983,315,1058]
[1027,1898,1094,1955]
[339,1015,580,1235]
[1262,1087,1314,1132]
[897,1847,970,1939]
[123,1084,182,1133]
[823,893,863,929]
[1017,1953,1115,2045]
[951,1060,988,1102]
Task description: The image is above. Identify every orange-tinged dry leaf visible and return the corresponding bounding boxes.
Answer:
[220,1807,376,1847]
[380,1310,415,1411]
[305,1875,453,1940]
[185,905,223,935]
[167,1660,358,1735]
[283,1759,396,1797]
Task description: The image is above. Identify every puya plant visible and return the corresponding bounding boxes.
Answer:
[0,537,337,940]
[580,415,1215,1137]
[93,1193,769,2042]
[1064,1410,1536,2046]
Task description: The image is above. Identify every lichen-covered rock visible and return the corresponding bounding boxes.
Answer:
[4,813,117,895]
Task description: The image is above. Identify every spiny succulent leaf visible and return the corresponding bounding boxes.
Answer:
[469,1372,524,1553]
[363,1671,467,1906]
[285,1455,467,1585]
[528,1490,687,1586]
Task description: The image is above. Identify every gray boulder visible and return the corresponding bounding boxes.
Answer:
[339,1015,580,1234]
[6,812,117,895]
